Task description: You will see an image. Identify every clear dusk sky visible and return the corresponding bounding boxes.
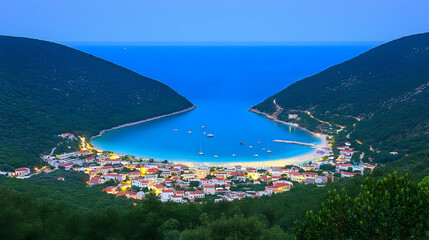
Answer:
[1,0,428,43]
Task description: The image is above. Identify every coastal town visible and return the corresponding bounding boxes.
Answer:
[2,132,377,203]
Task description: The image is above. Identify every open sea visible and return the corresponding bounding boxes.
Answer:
[71,44,373,163]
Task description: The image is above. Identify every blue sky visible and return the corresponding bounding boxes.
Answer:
[1,0,428,43]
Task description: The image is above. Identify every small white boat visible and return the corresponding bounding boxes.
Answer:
[249,145,253,149]
[188,131,192,134]
[202,125,206,128]
[203,132,207,135]
[207,133,214,137]
[173,129,178,131]
[254,154,259,157]
[199,143,204,156]
[232,154,236,157]
[258,142,261,144]
[214,155,218,158]
[262,148,266,151]
[267,150,272,153]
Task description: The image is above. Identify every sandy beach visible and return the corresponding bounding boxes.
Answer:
[173,108,330,168]
[90,104,329,168]
[91,105,196,139]
[173,134,329,168]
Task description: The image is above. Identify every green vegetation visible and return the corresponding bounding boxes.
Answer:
[53,138,80,156]
[372,150,429,181]
[0,35,193,168]
[0,170,131,209]
[1,34,428,240]
[296,173,428,239]
[254,33,429,157]
[0,152,427,239]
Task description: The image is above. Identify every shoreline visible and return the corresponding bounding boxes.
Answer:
[173,136,328,168]
[89,105,329,168]
[172,108,329,168]
[248,107,318,136]
[90,105,197,140]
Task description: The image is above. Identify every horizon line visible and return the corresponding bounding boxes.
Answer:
[64,40,383,47]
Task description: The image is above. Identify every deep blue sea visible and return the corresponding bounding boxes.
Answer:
[72,45,373,163]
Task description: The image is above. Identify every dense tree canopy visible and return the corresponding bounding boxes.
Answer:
[2,151,427,240]
[0,35,193,167]
[254,33,429,155]
[295,173,429,239]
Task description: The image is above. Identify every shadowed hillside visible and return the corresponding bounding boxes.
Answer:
[254,33,429,157]
[0,36,193,167]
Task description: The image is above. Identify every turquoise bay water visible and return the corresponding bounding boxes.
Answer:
[73,45,373,163]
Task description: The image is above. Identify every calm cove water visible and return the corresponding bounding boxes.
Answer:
[72,45,373,163]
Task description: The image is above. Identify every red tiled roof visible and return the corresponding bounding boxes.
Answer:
[103,186,116,191]
[302,165,314,168]
[105,173,120,177]
[342,172,360,176]
[273,182,292,188]
[303,172,318,176]
[341,150,356,153]
[89,177,100,184]
[189,191,204,195]
[230,171,244,176]
[76,150,90,154]
[59,163,73,167]
[116,191,135,196]
[162,189,175,193]
[15,168,30,172]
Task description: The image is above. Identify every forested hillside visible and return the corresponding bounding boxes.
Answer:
[1,151,427,240]
[0,36,193,167]
[254,33,429,156]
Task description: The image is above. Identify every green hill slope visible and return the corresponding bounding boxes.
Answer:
[254,33,429,157]
[0,36,193,167]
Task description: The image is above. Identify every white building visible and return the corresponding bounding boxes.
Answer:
[15,168,31,176]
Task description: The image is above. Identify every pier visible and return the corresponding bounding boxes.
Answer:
[273,140,315,147]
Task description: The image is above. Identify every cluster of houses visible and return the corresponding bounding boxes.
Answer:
[83,160,299,203]
[4,133,376,203]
